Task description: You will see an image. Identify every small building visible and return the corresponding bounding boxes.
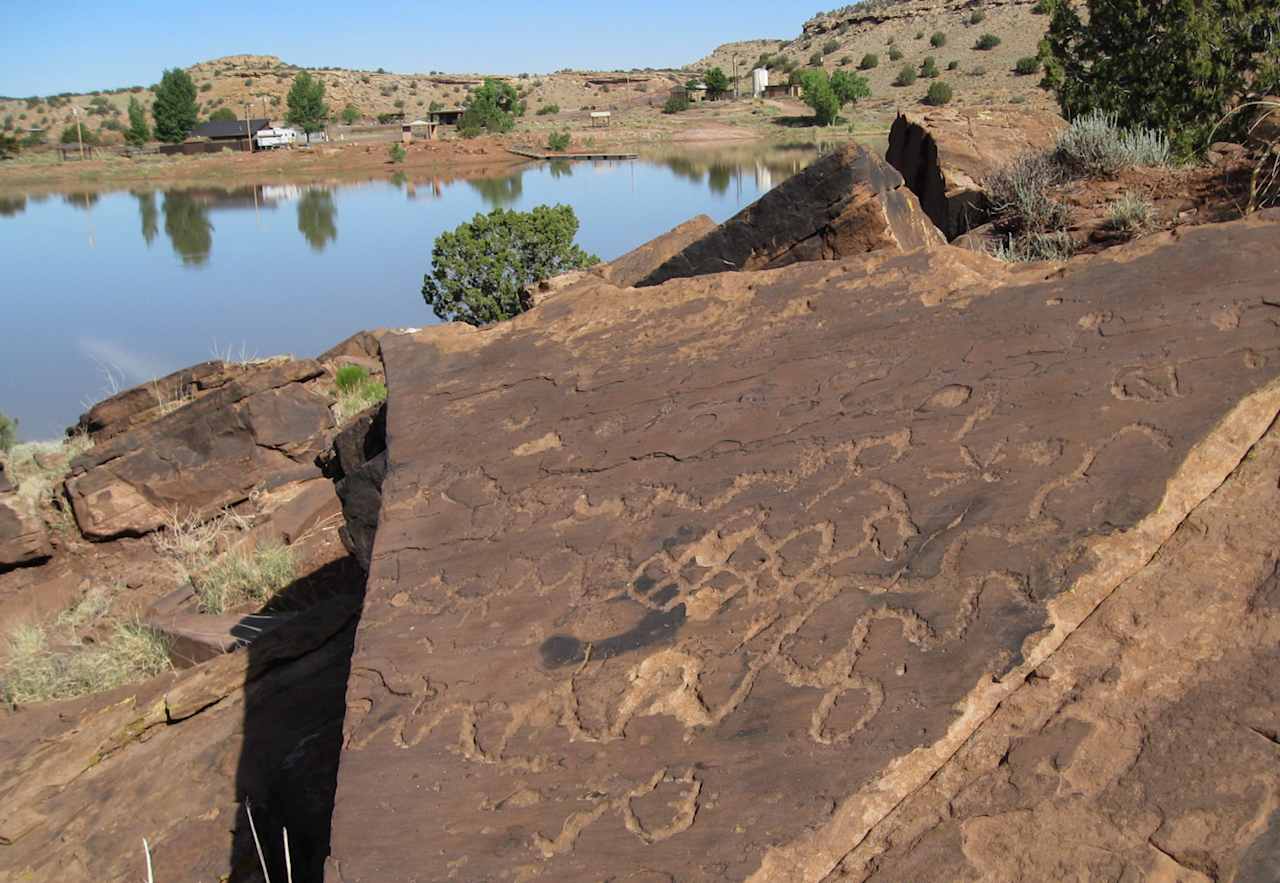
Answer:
[401,120,438,143]
[188,118,271,151]
[429,107,465,127]
[669,84,708,104]
[763,83,802,99]
[589,111,611,129]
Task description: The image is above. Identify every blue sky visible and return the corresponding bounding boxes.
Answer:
[0,1,807,96]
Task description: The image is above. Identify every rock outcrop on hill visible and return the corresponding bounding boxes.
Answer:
[635,144,944,286]
[886,107,1066,239]
[323,211,1280,881]
[64,359,335,540]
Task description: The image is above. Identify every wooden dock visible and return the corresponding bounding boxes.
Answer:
[507,147,639,161]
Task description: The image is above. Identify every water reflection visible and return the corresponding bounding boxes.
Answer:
[133,191,158,246]
[0,195,25,217]
[297,189,338,252]
[468,174,523,208]
[63,192,100,211]
[162,191,214,266]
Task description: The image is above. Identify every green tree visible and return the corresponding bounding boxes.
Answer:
[798,69,841,125]
[0,132,19,159]
[286,71,329,134]
[125,96,150,145]
[1041,0,1280,155]
[458,78,523,137]
[207,107,238,122]
[389,142,406,163]
[421,204,599,326]
[704,67,731,98]
[831,69,871,106]
[59,124,100,145]
[341,103,361,125]
[152,68,198,143]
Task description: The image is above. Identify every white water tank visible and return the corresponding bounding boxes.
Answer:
[752,68,769,98]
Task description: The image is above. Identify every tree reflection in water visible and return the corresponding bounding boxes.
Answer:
[297,188,338,252]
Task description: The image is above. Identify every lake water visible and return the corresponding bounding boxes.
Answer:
[0,145,819,440]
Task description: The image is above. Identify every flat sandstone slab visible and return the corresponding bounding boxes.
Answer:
[327,216,1280,882]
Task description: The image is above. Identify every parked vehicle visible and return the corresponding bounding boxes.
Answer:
[255,127,299,149]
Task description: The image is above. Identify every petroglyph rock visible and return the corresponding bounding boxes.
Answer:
[325,214,1280,881]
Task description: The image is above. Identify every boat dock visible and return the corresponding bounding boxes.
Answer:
[507,147,639,161]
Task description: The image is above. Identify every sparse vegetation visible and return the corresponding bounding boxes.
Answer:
[389,142,406,163]
[888,46,904,62]
[536,103,560,115]
[824,39,841,55]
[925,81,954,106]
[859,53,879,70]
[154,510,296,615]
[1,611,172,705]
[207,107,238,122]
[931,31,947,48]
[334,365,388,422]
[921,57,940,78]
[1015,56,1041,76]
[422,204,599,326]
[663,94,690,114]
[975,33,1001,50]
[948,60,961,70]
[969,8,987,23]
[1031,0,1054,12]
[894,65,917,87]
[340,103,360,125]
[986,151,1072,234]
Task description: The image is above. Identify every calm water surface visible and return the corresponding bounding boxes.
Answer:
[1,146,820,440]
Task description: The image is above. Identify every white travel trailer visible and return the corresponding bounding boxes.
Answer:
[255,127,299,149]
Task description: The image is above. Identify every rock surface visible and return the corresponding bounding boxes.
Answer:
[0,497,51,572]
[72,359,253,442]
[324,214,1280,881]
[635,144,943,287]
[64,359,334,540]
[593,214,718,288]
[323,404,387,571]
[886,107,1066,239]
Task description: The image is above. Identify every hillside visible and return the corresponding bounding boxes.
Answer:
[0,55,682,146]
[692,0,1059,114]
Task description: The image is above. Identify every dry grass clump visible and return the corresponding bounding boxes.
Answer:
[6,432,92,510]
[986,231,1076,262]
[1105,192,1155,235]
[986,151,1072,234]
[154,510,295,614]
[0,586,172,705]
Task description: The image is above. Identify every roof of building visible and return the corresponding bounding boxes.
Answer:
[191,118,271,139]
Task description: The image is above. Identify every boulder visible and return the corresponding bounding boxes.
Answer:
[144,609,291,668]
[593,214,718,288]
[65,359,333,541]
[1248,96,1280,148]
[324,213,1280,881]
[0,498,51,571]
[886,107,1067,239]
[634,144,943,287]
[318,329,389,364]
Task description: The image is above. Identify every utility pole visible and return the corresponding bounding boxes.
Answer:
[733,57,739,100]
[243,102,254,153]
[72,106,84,160]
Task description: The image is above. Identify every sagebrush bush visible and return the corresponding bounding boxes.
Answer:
[986,151,1072,233]
[975,33,1001,50]
[1055,110,1171,175]
[925,81,954,106]
[948,60,961,70]
[663,94,689,114]
[888,46,904,61]
[988,231,1076,262]
[921,57,940,78]
[1105,192,1155,234]
[930,31,947,47]
[859,54,879,70]
[388,142,406,163]
[823,40,840,55]
[894,65,917,86]
[969,8,986,23]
